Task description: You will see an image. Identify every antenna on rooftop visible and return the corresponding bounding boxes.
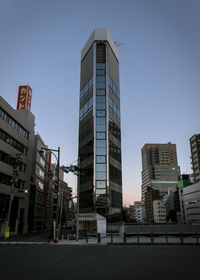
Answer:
[114,41,125,47]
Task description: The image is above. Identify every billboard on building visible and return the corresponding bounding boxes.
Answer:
[17,86,32,110]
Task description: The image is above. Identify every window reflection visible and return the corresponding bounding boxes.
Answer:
[96,147,106,155]
[96,63,105,69]
[96,96,105,103]
[96,110,105,117]
[96,70,105,75]
[109,76,120,100]
[96,117,105,125]
[109,97,120,120]
[96,188,106,194]
[96,124,106,132]
[80,76,93,101]
[96,103,105,110]
[97,132,105,139]
[96,89,105,95]
[96,171,106,180]
[96,82,106,89]
[96,155,106,163]
[109,119,121,141]
[96,76,106,83]
[96,164,106,172]
[96,140,106,147]
[80,96,93,120]
[96,180,106,188]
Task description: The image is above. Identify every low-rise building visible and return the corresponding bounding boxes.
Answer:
[59,179,72,228]
[133,201,145,223]
[144,186,160,222]
[79,213,106,235]
[153,200,166,223]
[0,91,35,236]
[28,134,49,231]
[179,182,200,224]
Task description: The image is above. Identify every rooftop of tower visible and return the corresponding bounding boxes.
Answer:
[81,28,119,61]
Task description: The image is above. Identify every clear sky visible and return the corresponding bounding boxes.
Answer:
[0,0,200,205]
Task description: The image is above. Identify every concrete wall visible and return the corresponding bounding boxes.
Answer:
[125,224,200,233]
[107,223,200,233]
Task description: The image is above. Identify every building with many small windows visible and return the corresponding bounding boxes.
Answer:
[153,200,166,223]
[0,95,35,236]
[141,143,180,202]
[133,201,145,223]
[78,29,122,214]
[144,186,160,222]
[28,134,49,231]
[179,182,200,224]
[190,134,200,183]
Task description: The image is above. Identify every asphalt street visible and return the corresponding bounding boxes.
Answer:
[0,244,200,280]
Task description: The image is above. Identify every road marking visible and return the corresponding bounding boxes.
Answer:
[0,241,47,245]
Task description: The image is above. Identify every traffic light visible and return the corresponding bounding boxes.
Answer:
[18,188,29,194]
[60,165,80,175]
[69,165,80,173]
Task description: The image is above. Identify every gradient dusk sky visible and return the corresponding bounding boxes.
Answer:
[0,0,200,205]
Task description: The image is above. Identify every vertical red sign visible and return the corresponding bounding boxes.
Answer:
[17,86,32,111]
[27,87,32,110]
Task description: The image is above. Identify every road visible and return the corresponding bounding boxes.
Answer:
[0,245,199,280]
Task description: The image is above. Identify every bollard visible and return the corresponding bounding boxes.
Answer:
[137,232,139,244]
[196,232,199,244]
[165,232,168,244]
[180,232,183,244]
[62,234,64,244]
[67,234,70,244]
[111,233,113,244]
[123,233,127,243]
[98,233,101,243]
[151,232,154,244]
[86,233,88,244]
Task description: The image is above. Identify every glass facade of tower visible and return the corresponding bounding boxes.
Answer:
[78,29,122,214]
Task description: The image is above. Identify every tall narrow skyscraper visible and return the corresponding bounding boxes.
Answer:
[78,29,122,214]
[190,134,200,183]
[141,143,180,202]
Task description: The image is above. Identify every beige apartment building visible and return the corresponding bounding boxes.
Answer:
[0,95,35,236]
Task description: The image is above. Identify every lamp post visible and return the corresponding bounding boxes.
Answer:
[5,153,23,238]
[39,146,60,243]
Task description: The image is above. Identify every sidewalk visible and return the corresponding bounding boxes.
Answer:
[0,232,48,242]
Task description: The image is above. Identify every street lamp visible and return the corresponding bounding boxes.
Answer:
[39,146,60,243]
[5,153,23,238]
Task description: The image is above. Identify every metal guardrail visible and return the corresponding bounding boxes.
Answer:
[64,232,200,245]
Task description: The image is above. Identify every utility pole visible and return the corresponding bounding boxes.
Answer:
[60,159,80,243]
[58,181,63,237]
[76,158,80,243]
[55,146,60,243]
[39,146,60,243]
[5,153,23,238]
